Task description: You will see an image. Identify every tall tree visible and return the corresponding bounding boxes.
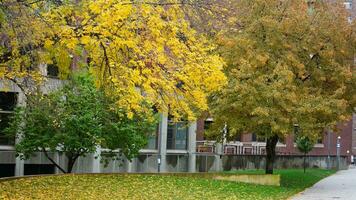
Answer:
[5,73,156,173]
[210,0,355,174]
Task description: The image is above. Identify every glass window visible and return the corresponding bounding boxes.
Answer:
[203,120,213,140]
[0,92,17,111]
[167,121,188,150]
[0,113,15,145]
[252,133,265,142]
[317,137,323,144]
[0,92,17,145]
[47,64,59,78]
[204,120,213,131]
[145,124,158,149]
[234,134,241,142]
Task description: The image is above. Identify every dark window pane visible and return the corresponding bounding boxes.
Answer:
[0,164,15,177]
[204,120,213,131]
[24,164,55,175]
[0,113,15,145]
[235,134,241,142]
[0,92,17,111]
[252,133,257,142]
[317,137,323,144]
[47,64,59,77]
[252,133,265,142]
[167,123,174,149]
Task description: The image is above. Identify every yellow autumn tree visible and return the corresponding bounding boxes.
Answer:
[1,0,226,120]
[0,0,50,90]
[210,0,355,174]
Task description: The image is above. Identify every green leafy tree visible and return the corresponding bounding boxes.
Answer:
[296,136,314,173]
[210,0,355,174]
[5,73,156,173]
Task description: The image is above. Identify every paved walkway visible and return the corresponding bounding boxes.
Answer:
[291,167,356,200]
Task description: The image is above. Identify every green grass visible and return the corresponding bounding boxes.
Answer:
[225,169,336,197]
[0,169,335,200]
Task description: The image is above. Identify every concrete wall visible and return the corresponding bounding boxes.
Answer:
[195,155,349,172]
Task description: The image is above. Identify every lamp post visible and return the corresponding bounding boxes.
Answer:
[220,122,227,159]
[157,156,161,173]
[327,129,331,169]
[336,136,341,170]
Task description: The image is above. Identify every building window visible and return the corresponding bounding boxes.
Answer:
[0,92,17,111]
[167,121,188,150]
[317,137,323,144]
[0,92,17,145]
[47,64,59,78]
[203,120,213,131]
[203,119,213,140]
[252,133,265,142]
[234,134,241,142]
[145,124,158,149]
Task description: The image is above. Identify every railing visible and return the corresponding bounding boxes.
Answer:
[196,141,287,155]
[196,140,216,153]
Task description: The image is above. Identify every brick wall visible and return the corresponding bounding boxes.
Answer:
[196,118,354,158]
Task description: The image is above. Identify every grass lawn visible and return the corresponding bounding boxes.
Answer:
[0,169,334,200]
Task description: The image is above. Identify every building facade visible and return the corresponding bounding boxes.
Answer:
[0,76,354,177]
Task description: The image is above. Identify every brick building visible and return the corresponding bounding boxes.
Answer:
[196,118,354,159]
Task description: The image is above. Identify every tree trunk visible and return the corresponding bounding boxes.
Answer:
[42,148,67,174]
[265,135,279,174]
[304,153,306,173]
[66,154,80,173]
[67,158,74,173]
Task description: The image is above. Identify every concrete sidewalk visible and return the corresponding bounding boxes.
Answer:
[291,167,356,200]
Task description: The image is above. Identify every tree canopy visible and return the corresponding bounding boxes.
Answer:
[209,0,355,174]
[0,0,226,120]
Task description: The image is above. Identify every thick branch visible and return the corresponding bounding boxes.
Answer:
[42,147,67,173]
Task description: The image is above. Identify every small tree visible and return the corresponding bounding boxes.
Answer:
[5,73,156,173]
[296,136,314,173]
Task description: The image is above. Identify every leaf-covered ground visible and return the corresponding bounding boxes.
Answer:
[0,169,334,200]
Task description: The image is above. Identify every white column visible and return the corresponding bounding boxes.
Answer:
[214,143,223,172]
[15,91,25,176]
[126,157,136,173]
[188,121,197,172]
[15,157,24,176]
[92,146,101,173]
[158,113,168,172]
